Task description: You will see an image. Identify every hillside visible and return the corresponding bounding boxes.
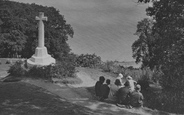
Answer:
[0,59,171,115]
[24,67,171,115]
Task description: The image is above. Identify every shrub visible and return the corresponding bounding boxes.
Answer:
[28,66,46,79]
[8,60,26,77]
[7,58,76,83]
[6,59,12,64]
[7,55,76,82]
[137,76,150,90]
[75,53,102,68]
[159,64,184,90]
[50,61,76,79]
[127,66,134,70]
[28,60,76,81]
[137,68,153,90]
[151,67,163,84]
[100,61,122,73]
[144,89,184,114]
[100,61,113,72]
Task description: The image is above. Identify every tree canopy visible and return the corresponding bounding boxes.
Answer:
[0,0,74,59]
[133,0,184,89]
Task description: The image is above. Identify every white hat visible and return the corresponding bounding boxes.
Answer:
[118,73,123,78]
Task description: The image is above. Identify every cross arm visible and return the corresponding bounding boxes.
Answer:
[35,16,48,21]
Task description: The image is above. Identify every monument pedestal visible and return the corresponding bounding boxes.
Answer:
[27,47,55,66]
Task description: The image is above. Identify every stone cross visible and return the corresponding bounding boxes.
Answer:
[36,12,48,48]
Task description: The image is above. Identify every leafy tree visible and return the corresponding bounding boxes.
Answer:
[0,0,73,59]
[133,0,184,89]
[132,18,158,69]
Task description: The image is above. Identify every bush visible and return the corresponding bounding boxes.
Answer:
[137,77,150,90]
[8,60,26,77]
[100,61,122,73]
[6,59,12,64]
[144,89,184,114]
[75,53,102,68]
[8,57,76,82]
[28,66,47,79]
[136,68,152,90]
[100,61,114,72]
[50,61,76,79]
[27,60,76,81]
[160,64,184,90]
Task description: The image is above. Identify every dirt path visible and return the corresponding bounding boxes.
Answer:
[68,70,96,88]
[0,82,99,115]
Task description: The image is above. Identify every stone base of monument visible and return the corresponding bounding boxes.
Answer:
[27,47,55,66]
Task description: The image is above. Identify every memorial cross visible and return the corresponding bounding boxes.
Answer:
[36,12,48,48]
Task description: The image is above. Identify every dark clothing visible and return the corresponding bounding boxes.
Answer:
[116,86,131,105]
[129,91,144,107]
[95,81,103,97]
[100,84,110,99]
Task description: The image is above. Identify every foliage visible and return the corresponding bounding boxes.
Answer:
[0,30,27,57]
[0,0,73,59]
[143,89,184,114]
[28,66,50,79]
[132,18,158,69]
[127,66,134,70]
[100,61,122,73]
[133,0,184,90]
[5,59,12,64]
[137,68,153,90]
[8,60,26,77]
[8,56,76,81]
[75,53,102,68]
[133,0,184,112]
[28,60,76,80]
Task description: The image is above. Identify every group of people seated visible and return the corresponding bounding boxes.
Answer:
[95,73,144,109]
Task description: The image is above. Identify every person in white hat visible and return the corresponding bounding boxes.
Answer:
[115,73,124,86]
[126,75,137,92]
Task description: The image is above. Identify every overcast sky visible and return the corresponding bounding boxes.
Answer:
[12,0,148,61]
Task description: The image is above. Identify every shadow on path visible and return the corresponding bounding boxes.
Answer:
[0,81,97,115]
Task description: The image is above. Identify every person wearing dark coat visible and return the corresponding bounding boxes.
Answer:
[116,81,131,105]
[95,76,105,98]
[100,79,111,101]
